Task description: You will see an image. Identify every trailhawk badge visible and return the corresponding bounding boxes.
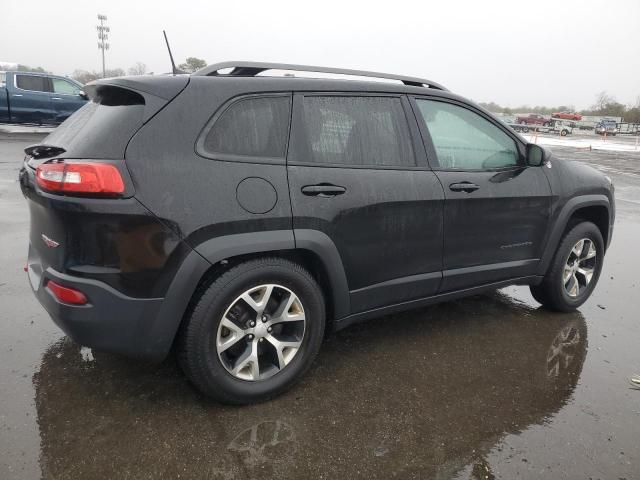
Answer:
[41,234,60,248]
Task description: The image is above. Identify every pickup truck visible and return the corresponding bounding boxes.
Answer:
[516,114,551,126]
[1,71,87,125]
[595,119,618,136]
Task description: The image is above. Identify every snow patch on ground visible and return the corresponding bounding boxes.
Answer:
[0,124,55,134]
[523,134,640,153]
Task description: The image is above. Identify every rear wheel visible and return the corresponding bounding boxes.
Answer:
[177,258,325,404]
[530,222,604,312]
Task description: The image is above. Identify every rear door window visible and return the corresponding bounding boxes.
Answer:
[198,95,292,161]
[16,75,50,92]
[290,95,415,168]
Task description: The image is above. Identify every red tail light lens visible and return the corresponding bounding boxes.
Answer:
[46,280,88,305]
[36,161,125,196]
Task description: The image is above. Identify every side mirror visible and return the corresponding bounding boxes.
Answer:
[78,90,88,100]
[526,143,547,166]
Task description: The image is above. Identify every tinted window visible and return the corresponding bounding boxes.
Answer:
[16,75,49,92]
[52,78,80,95]
[294,96,414,167]
[0,73,5,88]
[202,96,291,158]
[416,99,519,170]
[43,86,146,159]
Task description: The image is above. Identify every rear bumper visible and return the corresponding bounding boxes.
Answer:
[28,259,167,361]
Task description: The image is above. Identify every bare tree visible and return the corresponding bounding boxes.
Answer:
[72,68,125,85]
[104,68,125,78]
[0,63,49,73]
[128,62,147,76]
[72,70,101,85]
[593,91,615,111]
[178,57,207,73]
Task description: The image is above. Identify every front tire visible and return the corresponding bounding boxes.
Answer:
[177,258,325,404]
[530,222,604,312]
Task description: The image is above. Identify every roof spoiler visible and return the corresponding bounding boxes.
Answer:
[85,75,189,101]
[193,61,449,91]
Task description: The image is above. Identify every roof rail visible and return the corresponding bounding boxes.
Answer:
[192,61,448,91]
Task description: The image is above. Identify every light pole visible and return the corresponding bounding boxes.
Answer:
[96,14,110,78]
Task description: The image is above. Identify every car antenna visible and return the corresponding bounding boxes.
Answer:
[163,30,186,75]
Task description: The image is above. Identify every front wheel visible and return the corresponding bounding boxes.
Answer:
[530,222,604,312]
[177,258,325,404]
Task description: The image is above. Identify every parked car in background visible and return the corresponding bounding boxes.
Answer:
[516,113,551,126]
[20,62,615,404]
[552,111,582,121]
[0,71,87,125]
[551,119,573,136]
[595,119,618,136]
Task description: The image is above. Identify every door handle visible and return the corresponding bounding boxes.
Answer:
[51,97,62,100]
[301,184,346,197]
[12,94,23,97]
[449,182,479,193]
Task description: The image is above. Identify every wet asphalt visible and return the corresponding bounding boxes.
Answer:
[1,132,639,479]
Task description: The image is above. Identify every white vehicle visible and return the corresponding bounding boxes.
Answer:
[550,119,573,136]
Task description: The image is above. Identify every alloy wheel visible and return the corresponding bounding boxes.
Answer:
[563,238,597,298]
[216,284,306,381]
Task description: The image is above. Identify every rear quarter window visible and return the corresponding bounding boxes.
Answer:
[43,86,146,159]
[197,94,292,162]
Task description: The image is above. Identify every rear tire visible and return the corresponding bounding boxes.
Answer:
[177,257,325,404]
[530,222,604,312]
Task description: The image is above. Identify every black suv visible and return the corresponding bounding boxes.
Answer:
[20,62,614,404]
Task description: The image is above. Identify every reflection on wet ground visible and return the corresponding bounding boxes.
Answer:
[2,134,640,479]
[34,293,587,479]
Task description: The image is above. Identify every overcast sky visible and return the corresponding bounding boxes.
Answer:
[2,0,639,109]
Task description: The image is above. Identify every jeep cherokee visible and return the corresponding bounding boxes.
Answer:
[19,62,615,404]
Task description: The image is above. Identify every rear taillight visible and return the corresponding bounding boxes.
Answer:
[46,280,88,305]
[36,161,125,197]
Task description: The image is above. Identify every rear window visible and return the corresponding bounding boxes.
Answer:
[16,75,49,92]
[42,86,146,159]
[199,95,291,160]
[290,96,415,167]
